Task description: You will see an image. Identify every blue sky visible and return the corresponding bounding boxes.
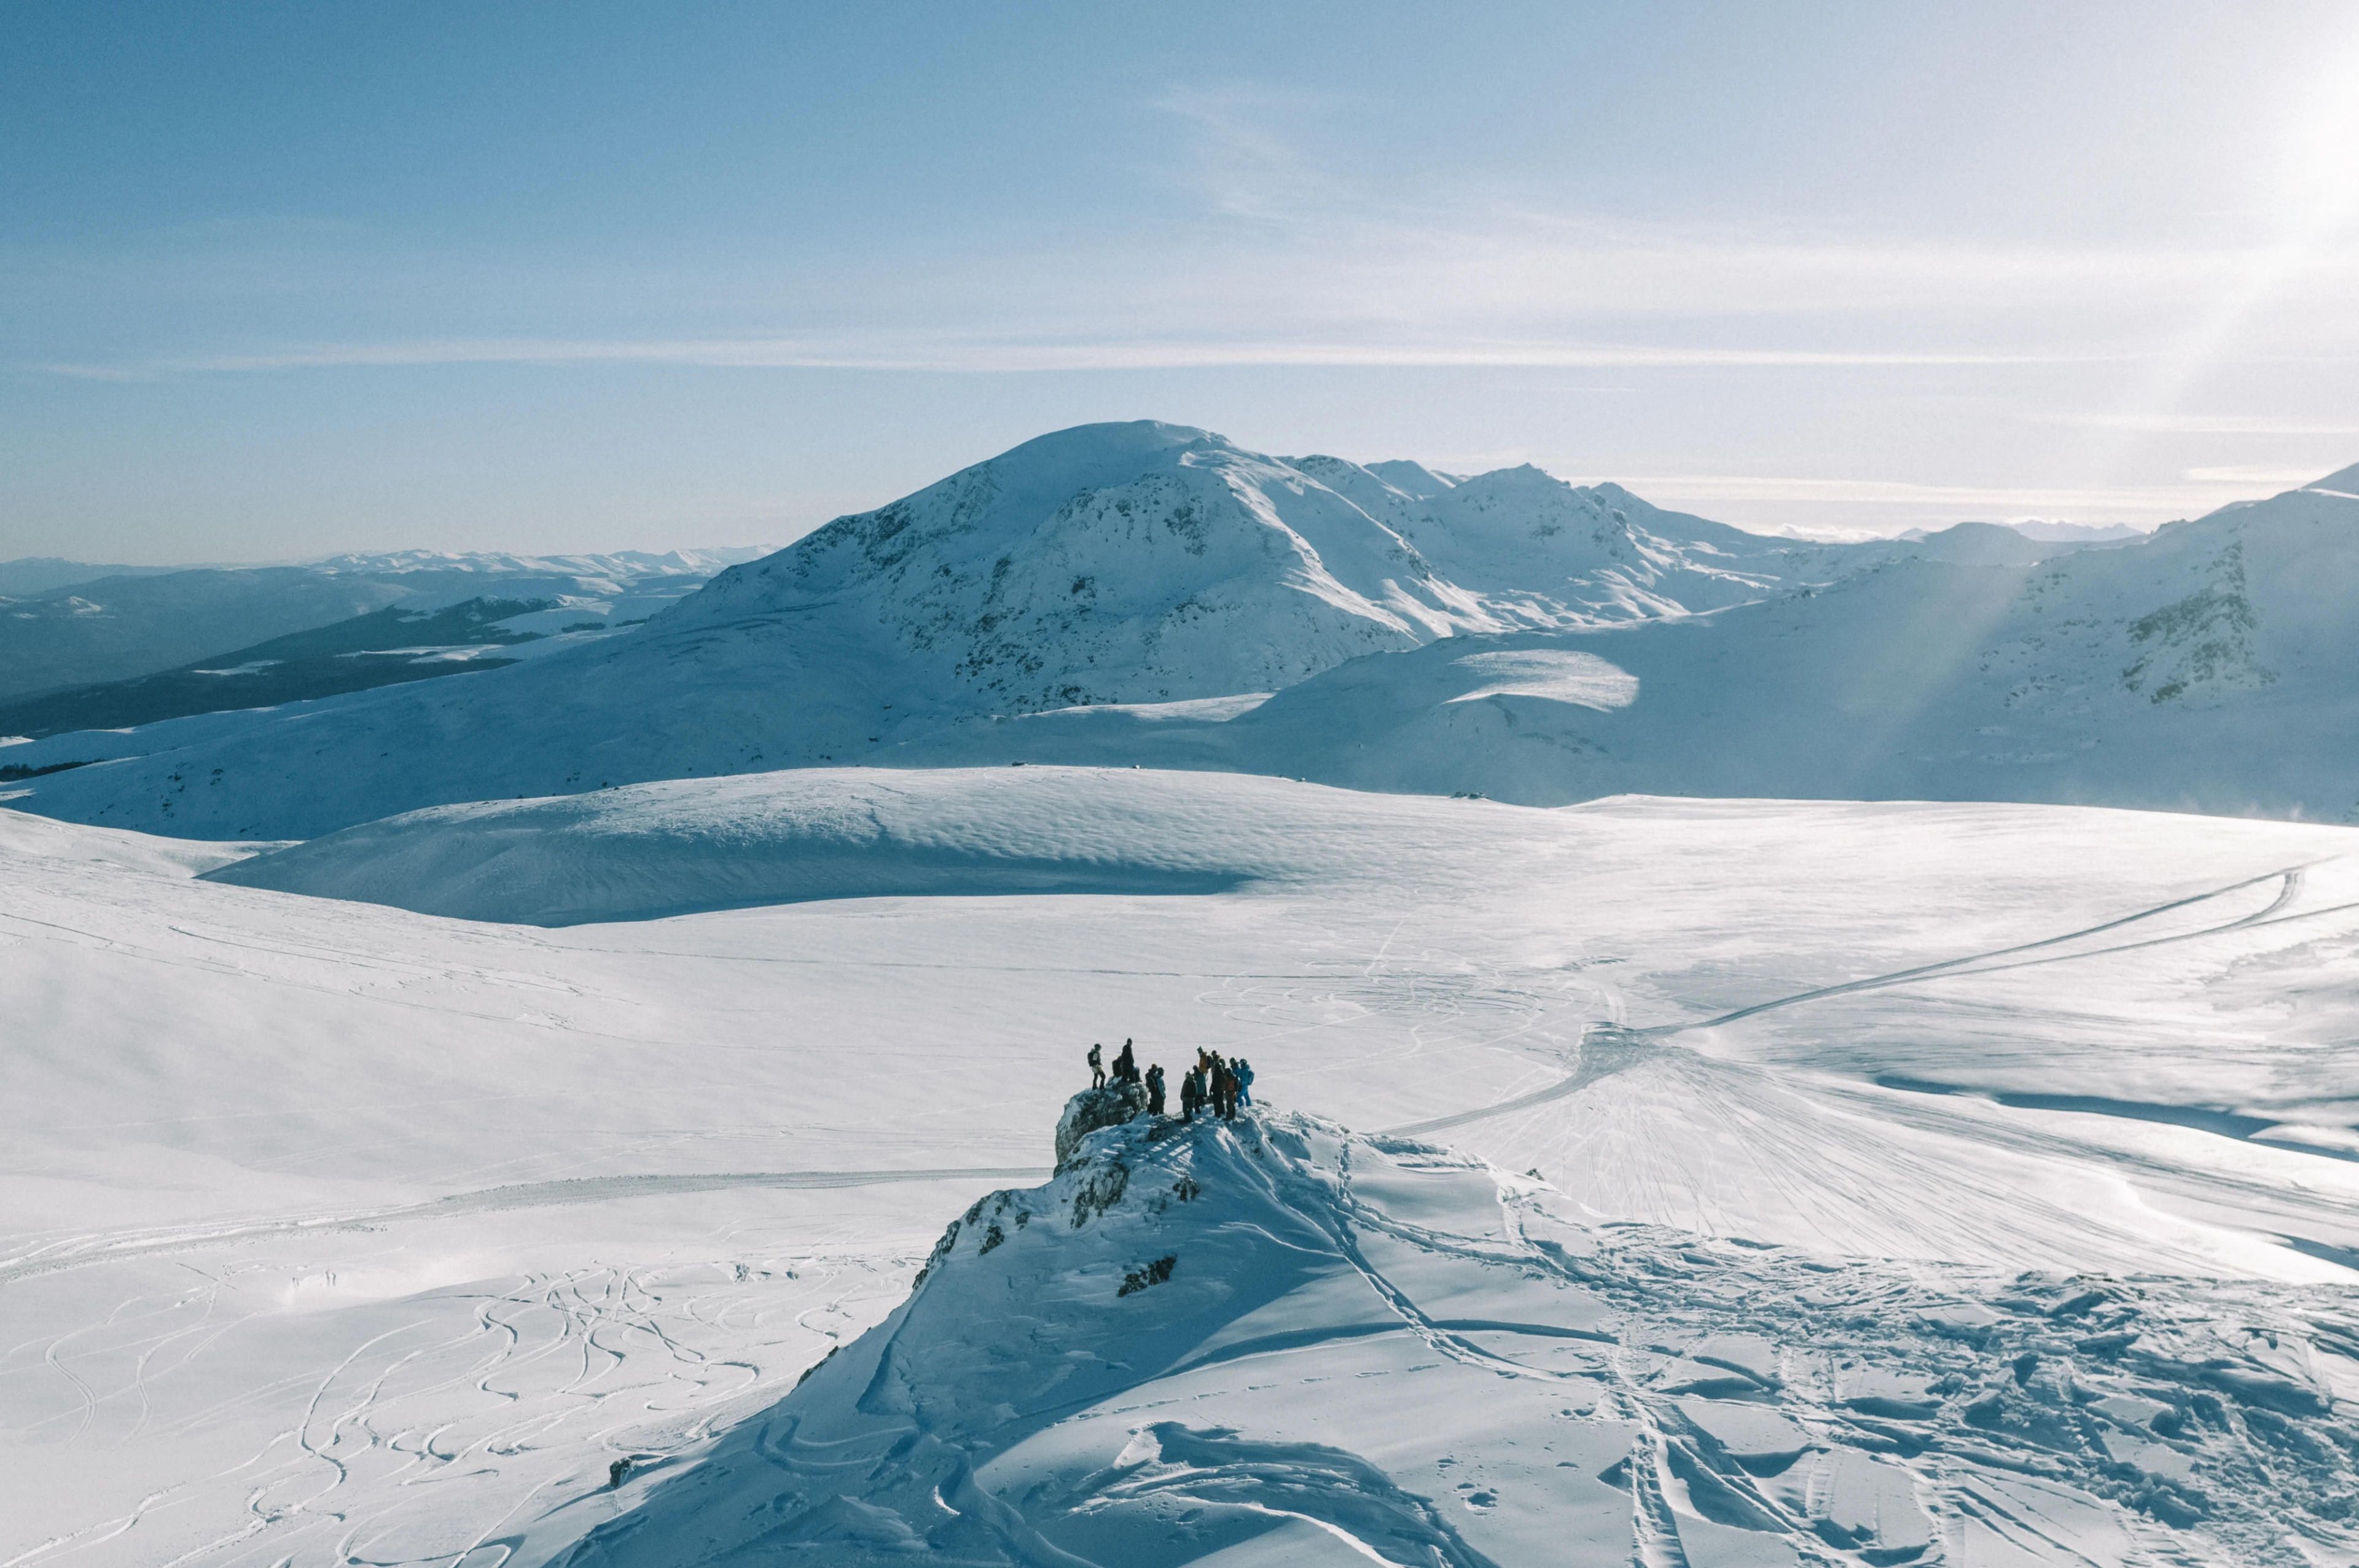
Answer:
[5,1,2357,560]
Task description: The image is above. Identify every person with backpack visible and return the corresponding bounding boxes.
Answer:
[1113,1039,1138,1085]
[1088,1042,1105,1089]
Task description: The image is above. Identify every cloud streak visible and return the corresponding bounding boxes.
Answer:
[41,334,2097,380]
[1616,472,2275,513]
[2042,412,2359,437]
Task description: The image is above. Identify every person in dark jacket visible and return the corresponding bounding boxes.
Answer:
[1145,1063,1166,1115]
[1088,1042,1105,1089]
[1113,1040,1138,1085]
[1180,1066,1203,1122]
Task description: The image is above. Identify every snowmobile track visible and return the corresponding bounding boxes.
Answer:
[1390,862,2333,1138]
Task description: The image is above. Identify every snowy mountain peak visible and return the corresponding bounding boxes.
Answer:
[662,421,1835,716]
[1362,457,1460,496]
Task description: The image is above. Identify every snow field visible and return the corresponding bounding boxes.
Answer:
[7,770,2359,1562]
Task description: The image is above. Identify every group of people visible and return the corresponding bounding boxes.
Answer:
[1086,1039,1254,1123]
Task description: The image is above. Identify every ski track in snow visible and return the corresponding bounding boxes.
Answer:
[1,1197,942,1568]
[1388,861,2328,1140]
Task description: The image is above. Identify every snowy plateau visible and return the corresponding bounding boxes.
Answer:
[6,424,2359,1567]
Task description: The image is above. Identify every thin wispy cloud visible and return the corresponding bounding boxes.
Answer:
[2182,464,2334,485]
[39,335,2094,380]
[1614,472,2274,515]
[32,220,2343,383]
[30,77,2357,388]
[2043,413,2359,437]
[1152,82,1350,224]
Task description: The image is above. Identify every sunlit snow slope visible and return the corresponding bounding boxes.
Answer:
[10,770,2359,1565]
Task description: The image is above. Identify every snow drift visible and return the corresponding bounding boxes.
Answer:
[198,767,1348,924]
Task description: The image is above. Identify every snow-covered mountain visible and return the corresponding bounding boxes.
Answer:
[888,462,2359,818]
[661,421,1859,709]
[1,422,1884,836]
[1172,466,2359,817]
[0,556,187,596]
[8,429,2357,836]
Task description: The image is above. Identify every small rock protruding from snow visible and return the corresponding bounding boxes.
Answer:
[1054,1083,1146,1168]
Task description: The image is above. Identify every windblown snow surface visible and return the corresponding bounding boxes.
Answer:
[10,768,2359,1566]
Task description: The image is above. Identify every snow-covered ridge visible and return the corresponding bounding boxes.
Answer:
[558,1107,2359,1567]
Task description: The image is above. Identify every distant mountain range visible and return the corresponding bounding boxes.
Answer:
[0,557,192,597]
[4,428,2352,837]
[1902,518,2144,543]
[0,547,770,708]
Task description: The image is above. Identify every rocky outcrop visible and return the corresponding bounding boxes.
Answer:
[1054,1083,1145,1168]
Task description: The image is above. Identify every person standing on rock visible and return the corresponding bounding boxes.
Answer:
[1088,1042,1105,1089]
[1145,1062,1166,1115]
[1180,1064,1202,1122]
[1234,1058,1254,1109]
[1113,1039,1137,1085]
[1213,1058,1237,1120]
